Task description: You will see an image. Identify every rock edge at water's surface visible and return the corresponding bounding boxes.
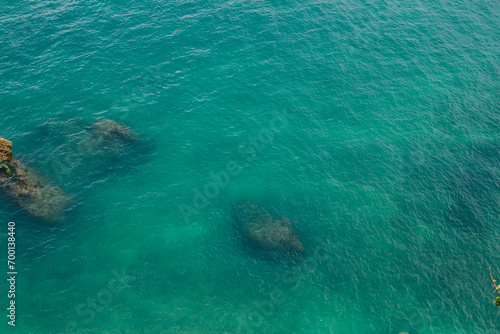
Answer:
[0,138,13,161]
[0,137,71,221]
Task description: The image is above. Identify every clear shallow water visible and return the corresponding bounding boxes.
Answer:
[0,0,499,333]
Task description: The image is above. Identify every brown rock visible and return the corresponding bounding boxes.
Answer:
[0,139,71,221]
[0,138,13,162]
[90,119,135,144]
[235,202,305,254]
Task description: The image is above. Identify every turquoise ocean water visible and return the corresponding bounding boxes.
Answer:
[1,0,499,333]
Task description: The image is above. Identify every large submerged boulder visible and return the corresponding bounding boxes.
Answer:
[0,138,71,221]
[235,202,305,255]
[74,119,144,170]
[38,118,153,187]
[88,119,137,151]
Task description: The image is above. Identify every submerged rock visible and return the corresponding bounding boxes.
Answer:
[36,118,153,189]
[88,119,137,152]
[78,118,153,175]
[235,202,305,255]
[0,138,71,221]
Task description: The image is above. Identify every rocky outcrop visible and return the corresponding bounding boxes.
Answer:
[0,138,13,161]
[0,138,71,221]
[235,202,305,254]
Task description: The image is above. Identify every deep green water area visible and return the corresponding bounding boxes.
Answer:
[0,0,499,333]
